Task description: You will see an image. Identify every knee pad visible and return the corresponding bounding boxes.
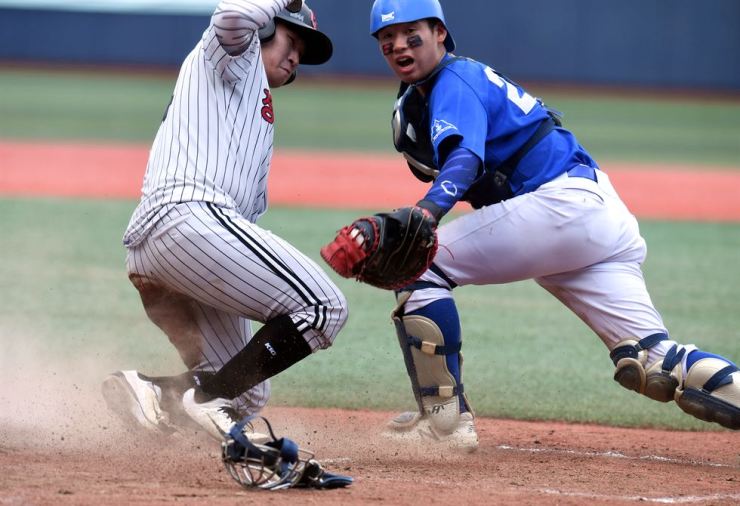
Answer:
[392,292,472,433]
[610,333,681,402]
[674,353,739,430]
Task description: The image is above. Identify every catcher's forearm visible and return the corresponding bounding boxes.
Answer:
[421,145,480,220]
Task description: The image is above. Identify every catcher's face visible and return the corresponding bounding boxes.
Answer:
[377,21,448,84]
[262,23,305,87]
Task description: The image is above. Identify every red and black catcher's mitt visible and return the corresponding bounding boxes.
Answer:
[320,206,438,290]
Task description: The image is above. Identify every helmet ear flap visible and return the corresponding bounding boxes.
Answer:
[258,19,277,42]
[258,19,298,86]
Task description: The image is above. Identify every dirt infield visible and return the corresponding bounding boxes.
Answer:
[1,141,738,504]
[1,140,740,221]
[1,406,739,505]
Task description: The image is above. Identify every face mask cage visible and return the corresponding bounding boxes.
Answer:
[221,416,316,491]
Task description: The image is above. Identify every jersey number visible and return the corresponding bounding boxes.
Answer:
[484,67,536,114]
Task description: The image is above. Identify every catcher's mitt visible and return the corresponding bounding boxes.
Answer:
[320,206,438,290]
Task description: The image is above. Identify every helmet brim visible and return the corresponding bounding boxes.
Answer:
[282,21,333,65]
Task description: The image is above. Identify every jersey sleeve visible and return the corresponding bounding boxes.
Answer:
[418,145,480,219]
[202,0,291,81]
[428,71,487,163]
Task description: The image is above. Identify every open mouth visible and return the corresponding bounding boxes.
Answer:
[396,56,415,68]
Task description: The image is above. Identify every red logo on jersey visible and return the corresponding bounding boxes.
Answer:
[261,89,274,124]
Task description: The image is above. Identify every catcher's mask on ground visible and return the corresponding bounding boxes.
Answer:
[221,416,314,490]
[259,1,333,85]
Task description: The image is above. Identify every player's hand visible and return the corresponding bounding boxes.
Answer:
[286,0,302,13]
[320,207,438,290]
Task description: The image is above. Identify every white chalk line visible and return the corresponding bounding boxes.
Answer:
[538,488,740,504]
[322,446,738,503]
[322,444,739,469]
[496,444,738,469]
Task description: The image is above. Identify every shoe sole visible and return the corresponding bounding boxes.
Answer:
[101,373,175,435]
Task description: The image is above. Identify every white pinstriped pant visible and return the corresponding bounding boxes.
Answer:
[126,201,348,416]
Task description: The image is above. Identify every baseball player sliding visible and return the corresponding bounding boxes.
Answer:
[102,0,351,486]
[322,0,739,451]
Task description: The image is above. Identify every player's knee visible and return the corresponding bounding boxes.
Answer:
[610,333,680,402]
[302,290,348,348]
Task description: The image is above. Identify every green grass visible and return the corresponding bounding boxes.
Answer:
[0,68,739,167]
[2,197,738,430]
[2,66,738,431]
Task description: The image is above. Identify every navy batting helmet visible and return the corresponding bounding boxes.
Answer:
[370,0,455,52]
[259,2,333,65]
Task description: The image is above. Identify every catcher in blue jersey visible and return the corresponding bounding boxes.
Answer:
[321,0,739,450]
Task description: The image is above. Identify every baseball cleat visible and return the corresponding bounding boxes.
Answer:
[182,388,269,443]
[101,370,175,434]
[383,411,479,452]
[388,410,424,430]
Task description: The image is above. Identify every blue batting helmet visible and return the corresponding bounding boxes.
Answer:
[370,0,455,52]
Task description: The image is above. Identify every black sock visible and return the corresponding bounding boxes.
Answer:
[196,315,312,401]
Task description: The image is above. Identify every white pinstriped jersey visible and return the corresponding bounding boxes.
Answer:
[121,0,347,417]
[124,0,292,247]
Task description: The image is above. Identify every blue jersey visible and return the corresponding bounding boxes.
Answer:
[424,55,597,211]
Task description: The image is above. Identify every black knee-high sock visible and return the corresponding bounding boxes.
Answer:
[195,314,312,401]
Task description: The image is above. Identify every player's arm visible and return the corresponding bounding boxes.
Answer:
[420,73,487,221]
[212,0,301,55]
[417,140,481,221]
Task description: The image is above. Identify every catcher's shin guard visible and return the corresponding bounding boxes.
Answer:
[674,351,739,430]
[611,334,739,429]
[392,292,472,433]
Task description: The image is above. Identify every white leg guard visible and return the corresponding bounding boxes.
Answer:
[391,292,473,434]
[611,334,739,429]
[675,356,739,430]
[402,314,462,432]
